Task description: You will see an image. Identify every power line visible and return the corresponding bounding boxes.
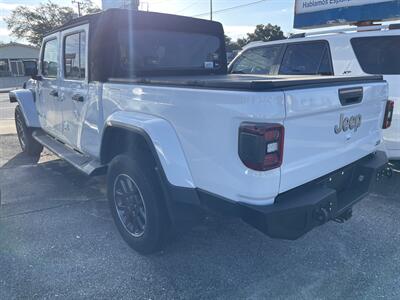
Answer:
[192,0,268,18]
[175,0,201,14]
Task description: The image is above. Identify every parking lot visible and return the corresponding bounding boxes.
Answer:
[1,92,400,299]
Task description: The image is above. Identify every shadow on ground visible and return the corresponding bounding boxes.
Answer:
[1,133,400,299]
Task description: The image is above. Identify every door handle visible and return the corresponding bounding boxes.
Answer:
[338,87,363,106]
[49,89,58,97]
[72,94,84,102]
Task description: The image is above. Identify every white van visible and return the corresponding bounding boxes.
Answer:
[229,24,400,160]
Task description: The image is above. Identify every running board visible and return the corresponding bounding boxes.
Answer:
[32,130,106,176]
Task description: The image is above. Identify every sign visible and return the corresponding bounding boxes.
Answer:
[294,0,400,29]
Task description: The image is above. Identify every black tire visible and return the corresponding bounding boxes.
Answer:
[107,154,170,254]
[15,105,43,157]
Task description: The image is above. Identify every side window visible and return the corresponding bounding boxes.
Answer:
[0,59,10,76]
[230,45,283,75]
[318,49,333,75]
[279,42,333,75]
[42,39,58,78]
[64,31,86,80]
[351,36,400,75]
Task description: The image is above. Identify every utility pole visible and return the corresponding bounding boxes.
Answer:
[72,0,82,17]
[141,1,149,11]
[210,0,213,20]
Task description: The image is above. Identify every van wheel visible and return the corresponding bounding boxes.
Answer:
[15,105,43,157]
[107,154,169,254]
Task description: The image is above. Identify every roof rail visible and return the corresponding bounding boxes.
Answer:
[289,33,306,39]
[242,40,266,49]
[292,23,400,38]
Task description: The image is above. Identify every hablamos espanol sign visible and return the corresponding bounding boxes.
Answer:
[294,0,400,29]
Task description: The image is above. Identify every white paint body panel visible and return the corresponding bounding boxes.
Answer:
[281,83,386,193]
[10,89,40,127]
[105,110,195,189]
[238,28,400,159]
[102,84,285,205]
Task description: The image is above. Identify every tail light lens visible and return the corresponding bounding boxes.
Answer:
[383,100,394,129]
[239,123,284,171]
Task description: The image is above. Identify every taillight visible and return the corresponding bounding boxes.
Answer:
[383,100,394,129]
[238,123,284,171]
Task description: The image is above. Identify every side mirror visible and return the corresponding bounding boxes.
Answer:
[32,74,43,81]
[23,61,39,78]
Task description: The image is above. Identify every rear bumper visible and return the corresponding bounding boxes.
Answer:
[199,151,388,240]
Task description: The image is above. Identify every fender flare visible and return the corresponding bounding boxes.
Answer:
[9,89,40,128]
[102,111,195,190]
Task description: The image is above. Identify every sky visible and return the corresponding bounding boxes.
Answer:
[0,0,296,44]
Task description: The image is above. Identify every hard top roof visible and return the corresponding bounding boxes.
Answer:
[44,8,223,37]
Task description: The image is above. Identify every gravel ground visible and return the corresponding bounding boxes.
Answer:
[1,93,400,299]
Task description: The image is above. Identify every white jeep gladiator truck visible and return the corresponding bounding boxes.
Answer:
[10,10,392,254]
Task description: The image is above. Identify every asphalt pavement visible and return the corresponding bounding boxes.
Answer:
[1,92,400,299]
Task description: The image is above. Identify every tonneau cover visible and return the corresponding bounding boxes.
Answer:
[108,74,384,91]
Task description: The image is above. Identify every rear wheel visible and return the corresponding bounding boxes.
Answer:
[15,105,43,157]
[107,154,170,254]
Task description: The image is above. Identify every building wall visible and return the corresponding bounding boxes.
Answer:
[0,44,40,78]
[0,45,39,60]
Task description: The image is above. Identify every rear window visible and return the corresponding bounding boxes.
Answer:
[279,41,333,76]
[114,29,223,77]
[230,45,283,75]
[351,36,400,75]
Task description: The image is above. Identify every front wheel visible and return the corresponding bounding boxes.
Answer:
[15,105,43,157]
[107,154,170,254]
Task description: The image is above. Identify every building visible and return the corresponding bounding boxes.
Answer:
[102,0,139,10]
[0,42,39,77]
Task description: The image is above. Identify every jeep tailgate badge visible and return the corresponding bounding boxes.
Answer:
[334,114,362,134]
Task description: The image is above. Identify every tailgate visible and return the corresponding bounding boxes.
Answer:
[280,81,388,193]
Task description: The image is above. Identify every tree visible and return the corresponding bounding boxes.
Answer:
[237,24,286,48]
[225,35,241,52]
[78,0,101,15]
[5,0,100,47]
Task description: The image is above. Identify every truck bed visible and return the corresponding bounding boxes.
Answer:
[108,74,384,91]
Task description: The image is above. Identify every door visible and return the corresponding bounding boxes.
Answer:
[36,35,63,137]
[59,25,89,149]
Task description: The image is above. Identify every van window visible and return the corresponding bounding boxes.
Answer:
[230,45,283,75]
[64,31,86,80]
[42,39,58,78]
[351,36,400,75]
[279,41,333,75]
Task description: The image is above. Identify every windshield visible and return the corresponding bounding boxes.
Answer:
[114,29,223,77]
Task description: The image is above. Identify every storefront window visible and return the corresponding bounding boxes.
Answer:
[0,59,10,76]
